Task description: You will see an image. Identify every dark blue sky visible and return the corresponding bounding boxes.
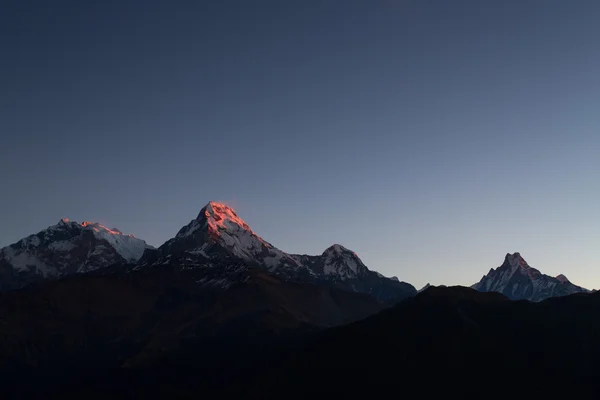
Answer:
[2,0,599,289]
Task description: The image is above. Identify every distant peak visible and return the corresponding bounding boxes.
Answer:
[556,274,570,283]
[504,252,529,269]
[59,217,70,224]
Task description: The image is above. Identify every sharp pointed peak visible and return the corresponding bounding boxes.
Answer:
[200,201,252,232]
[505,251,523,259]
[503,252,529,268]
[174,200,258,240]
[418,283,432,293]
[198,201,237,216]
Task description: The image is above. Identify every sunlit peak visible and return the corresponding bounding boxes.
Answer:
[202,200,261,239]
[81,221,126,236]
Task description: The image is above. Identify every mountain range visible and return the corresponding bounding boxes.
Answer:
[0,201,413,376]
[0,202,591,303]
[0,201,598,397]
[0,201,416,302]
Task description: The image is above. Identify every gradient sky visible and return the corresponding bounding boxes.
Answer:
[2,0,599,290]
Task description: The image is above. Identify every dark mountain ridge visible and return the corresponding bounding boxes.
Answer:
[0,262,382,374]
[6,286,600,398]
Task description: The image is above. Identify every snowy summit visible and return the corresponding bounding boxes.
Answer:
[0,219,153,291]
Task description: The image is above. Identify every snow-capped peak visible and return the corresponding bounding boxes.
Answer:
[204,201,253,233]
[43,219,152,262]
[176,202,258,239]
[169,201,297,268]
[78,221,150,262]
[0,218,153,291]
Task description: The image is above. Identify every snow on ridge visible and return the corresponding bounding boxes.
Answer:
[48,240,77,252]
[5,219,152,264]
[176,219,201,238]
[80,221,152,262]
[205,202,254,233]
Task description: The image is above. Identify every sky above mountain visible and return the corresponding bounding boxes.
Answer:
[2,0,599,290]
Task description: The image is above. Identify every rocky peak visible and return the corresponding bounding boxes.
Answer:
[472,252,589,302]
[503,252,529,270]
[418,283,432,293]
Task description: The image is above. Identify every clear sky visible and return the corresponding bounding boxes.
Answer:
[2,0,599,290]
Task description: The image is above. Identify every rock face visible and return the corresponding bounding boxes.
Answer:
[471,252,589,302]
[140,201,416,303]
[0,219,153,291]
[418,283,431,293]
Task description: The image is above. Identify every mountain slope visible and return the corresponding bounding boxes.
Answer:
[0,263,382,374]
[140,201,416,302]
[0,219,152,291]
[10,285,600,398]
[472,252,589,301]
[255,286,600,397]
